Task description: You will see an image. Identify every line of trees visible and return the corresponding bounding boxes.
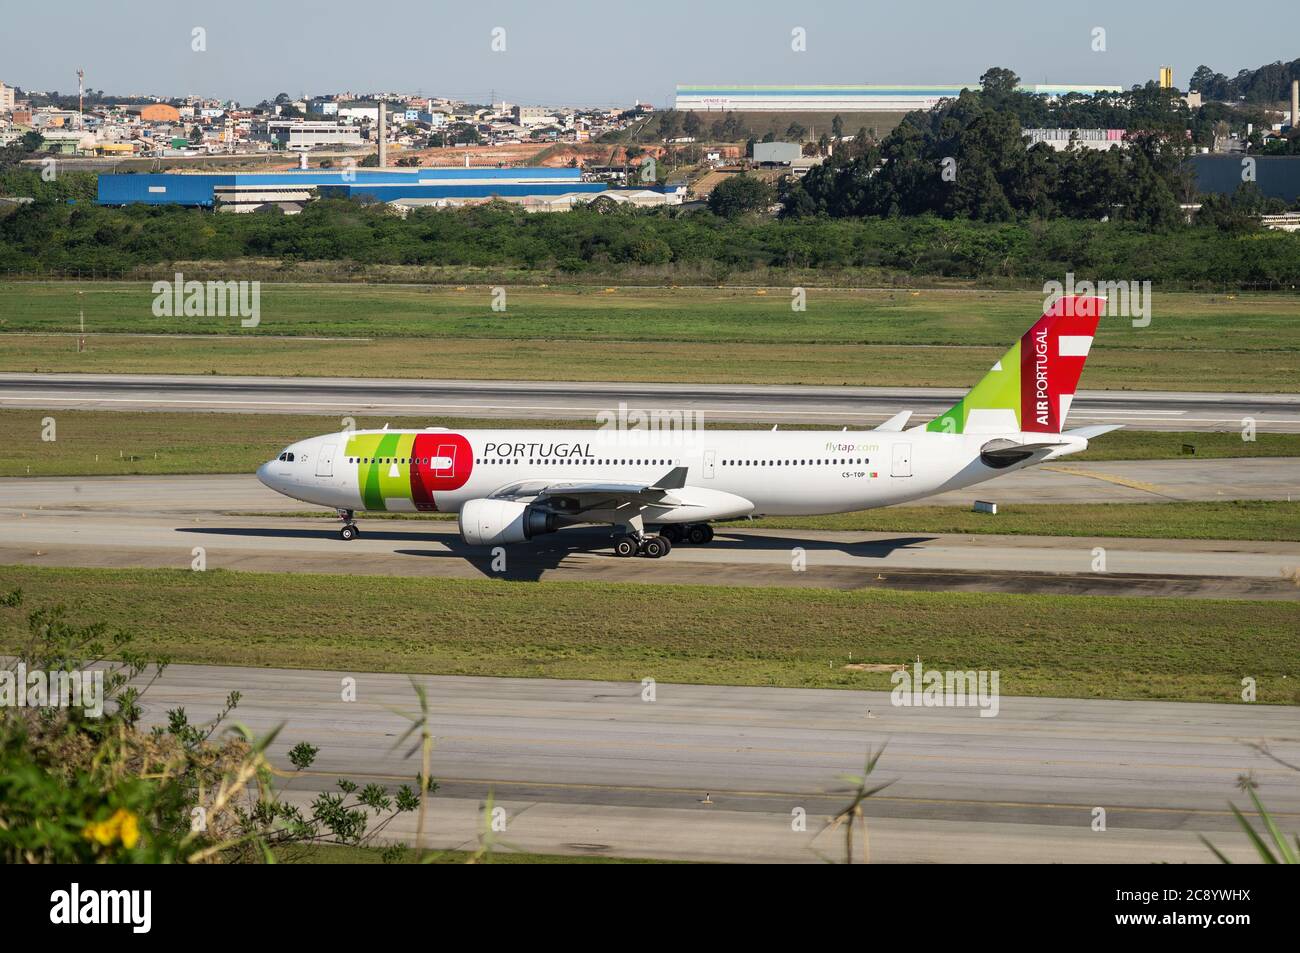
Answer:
[780,66,1300,225]
[1,183,1297,287]
[1190,59,1300,104]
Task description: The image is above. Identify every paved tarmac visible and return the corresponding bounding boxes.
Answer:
[3,466,1296,598]
[2,373,1298,431]
[131,663,1300,863]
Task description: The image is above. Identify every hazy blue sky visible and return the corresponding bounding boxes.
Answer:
[4,0,1295,106]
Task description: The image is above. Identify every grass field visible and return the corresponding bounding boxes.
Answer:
[2,409,1297,478]
[0,565,1294,704]
[3,283,1297,390]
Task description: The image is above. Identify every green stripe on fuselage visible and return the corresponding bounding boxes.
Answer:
[347,432,415,511]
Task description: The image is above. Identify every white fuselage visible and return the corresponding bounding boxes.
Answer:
[257,427,1080,520]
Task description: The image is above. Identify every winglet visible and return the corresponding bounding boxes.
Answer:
[653,466,688,490]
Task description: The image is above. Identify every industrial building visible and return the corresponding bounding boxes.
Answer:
[752,141,803,165]
[1023,128,1127,151]
[97,166,604,213]
[251,119,365,150]
[1189,155,1300,204]
[675,83,1121,112]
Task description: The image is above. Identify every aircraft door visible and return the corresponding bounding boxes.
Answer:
[891,443,912,478]
[316,444,335,478]
[703,449,716,479]
[433,444,457,478]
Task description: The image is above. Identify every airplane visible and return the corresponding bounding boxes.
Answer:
[257,295,1118,558]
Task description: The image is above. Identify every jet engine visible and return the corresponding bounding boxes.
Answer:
[458,498,557,546]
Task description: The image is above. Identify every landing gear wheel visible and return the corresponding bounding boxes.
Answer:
[613,536,638,558]
[660,525,684,544]
[340,524,359,541]
[641,535,670,559]
[687,524,713,545]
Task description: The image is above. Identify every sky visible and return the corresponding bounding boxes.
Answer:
[3,0,1296,107]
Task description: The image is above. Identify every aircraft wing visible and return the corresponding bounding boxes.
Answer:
[491,467,690,512]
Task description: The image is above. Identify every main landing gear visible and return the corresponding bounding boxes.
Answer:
[337,509,360,541]
[658,523,714,546]
[613,533,671,559]
[613,523,712,558]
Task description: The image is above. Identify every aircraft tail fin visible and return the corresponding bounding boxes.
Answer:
[926,295,1103,435]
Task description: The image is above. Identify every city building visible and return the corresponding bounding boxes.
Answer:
[0,81,15,113]
[513,105,558,126]
[132,103,182,123]
[252,119,366,150]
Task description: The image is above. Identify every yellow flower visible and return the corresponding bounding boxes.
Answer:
[118,811,140,849]
[81,808,140,849]
[82,818,115,845]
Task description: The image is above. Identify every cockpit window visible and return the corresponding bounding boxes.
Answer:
[278,452,295,462]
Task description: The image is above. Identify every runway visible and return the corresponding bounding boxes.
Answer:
[3,373,1299,432]
[130,663,1300,863]
[3,465,1297,599]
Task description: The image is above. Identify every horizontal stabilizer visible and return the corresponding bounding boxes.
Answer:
[1064,424,1125,440]
[874,410,913,432]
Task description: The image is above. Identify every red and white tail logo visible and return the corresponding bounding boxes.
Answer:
[1020,296,1102,433]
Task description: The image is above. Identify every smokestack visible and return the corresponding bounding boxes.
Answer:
[1292,80,1299,130]
[377,102,387,168]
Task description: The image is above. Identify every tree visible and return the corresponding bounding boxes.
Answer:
[708,174,775,218]
[979,67,1020,95]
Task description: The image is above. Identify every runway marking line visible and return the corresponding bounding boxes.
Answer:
[1042,465,1167,495]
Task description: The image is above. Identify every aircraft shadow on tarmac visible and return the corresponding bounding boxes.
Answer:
[179,524,936,583]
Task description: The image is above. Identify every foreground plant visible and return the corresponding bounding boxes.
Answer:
[0,587,427,863]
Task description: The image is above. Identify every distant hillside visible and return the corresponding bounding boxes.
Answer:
[1190,59,1300,104]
